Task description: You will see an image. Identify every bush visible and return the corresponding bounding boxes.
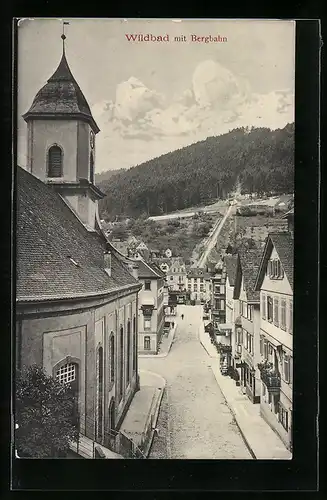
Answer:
[15,365,79,458]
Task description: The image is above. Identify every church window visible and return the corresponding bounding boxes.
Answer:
[96,346,104,442]
[48,145,63,178]
[90,152,94,184]
[127,320,131,385]
[56,362,76,384]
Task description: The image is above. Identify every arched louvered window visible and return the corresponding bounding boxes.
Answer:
[132,316,136,372]
[127,320,131,385]
[48,145,63,178]
[90,152,94,184]
[119,326,124,400]
[96,346,104,442]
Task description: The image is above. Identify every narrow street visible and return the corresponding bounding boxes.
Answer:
[139,305,252,459]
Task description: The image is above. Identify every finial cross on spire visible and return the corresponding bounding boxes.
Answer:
[61,21,70,52]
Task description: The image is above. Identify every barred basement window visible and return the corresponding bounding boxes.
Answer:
[48,145,63,177]
[56,363,76,384]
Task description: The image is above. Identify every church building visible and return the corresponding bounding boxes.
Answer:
[16,33,142,457]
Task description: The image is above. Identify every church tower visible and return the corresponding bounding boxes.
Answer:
[22,28,105,231]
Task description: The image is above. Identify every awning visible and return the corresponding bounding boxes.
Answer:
[218,323,233,332]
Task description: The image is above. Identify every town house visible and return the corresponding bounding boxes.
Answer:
[223,255,241,369]
[187,268,211,305]
[254,232,293,451]
[167,257,187,292]
[16,42,142,457]
[136,260,166,354]
[233,249,262,404]
[210,261,226,331]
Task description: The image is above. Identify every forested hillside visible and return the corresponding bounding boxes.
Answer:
[98,123,294,220]
[95,168,126,184]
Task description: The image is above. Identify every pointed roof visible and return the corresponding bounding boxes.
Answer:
[22,50,99,133]
[224,255,238,287]
[187,267,211,279]
[136,259,164,279]
[233,249,263,303]
[254,232,294,291]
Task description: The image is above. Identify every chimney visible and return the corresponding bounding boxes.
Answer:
[128,261,139,280]
[104,251,112,277]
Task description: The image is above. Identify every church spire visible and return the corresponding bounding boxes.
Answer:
[61,20,69,55]
[22,19,99,134]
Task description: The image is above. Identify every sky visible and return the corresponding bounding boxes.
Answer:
[17,18,295,173]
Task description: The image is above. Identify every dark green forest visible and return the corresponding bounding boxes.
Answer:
[97,123,294,220]
[95,168,126,184]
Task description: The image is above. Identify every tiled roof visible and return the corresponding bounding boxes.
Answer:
[281,208,294,218]
[135,259,163,279]
[150,262,166,277]
[170,257,184,266]
[110,241,129,256]
[269,232,294,290]
[17,166,139,302]
[22,51,99,133]
[224,256,238,286]
[152,257,171,264]
[187,268,211,279]
[238,249,263,302]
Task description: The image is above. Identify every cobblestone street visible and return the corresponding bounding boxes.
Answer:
[139,305,252,459]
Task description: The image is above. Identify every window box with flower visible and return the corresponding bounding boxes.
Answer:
[257,360,281,393]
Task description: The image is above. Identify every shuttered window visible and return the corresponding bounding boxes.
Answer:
[281,299,287,330]
[274,298,279,327]
[48,145,63,177]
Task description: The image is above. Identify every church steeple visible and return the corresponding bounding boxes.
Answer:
[22,23,104,232]
[22,25,99,133]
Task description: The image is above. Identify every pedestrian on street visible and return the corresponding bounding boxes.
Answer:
[181,314,184,320]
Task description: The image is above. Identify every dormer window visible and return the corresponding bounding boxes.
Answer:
[47,145,63,178]
[104,251,111,276]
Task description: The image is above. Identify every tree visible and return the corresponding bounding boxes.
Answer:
[15,365,79,458]
[109,225,128,241]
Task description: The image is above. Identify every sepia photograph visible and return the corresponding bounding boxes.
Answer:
[15,18,295,460]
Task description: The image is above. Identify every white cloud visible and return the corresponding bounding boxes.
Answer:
[92,60,294,172]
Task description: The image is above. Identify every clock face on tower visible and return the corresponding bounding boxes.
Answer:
[90,131,95,149]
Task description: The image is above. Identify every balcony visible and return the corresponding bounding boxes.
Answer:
[258,361,281,394]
